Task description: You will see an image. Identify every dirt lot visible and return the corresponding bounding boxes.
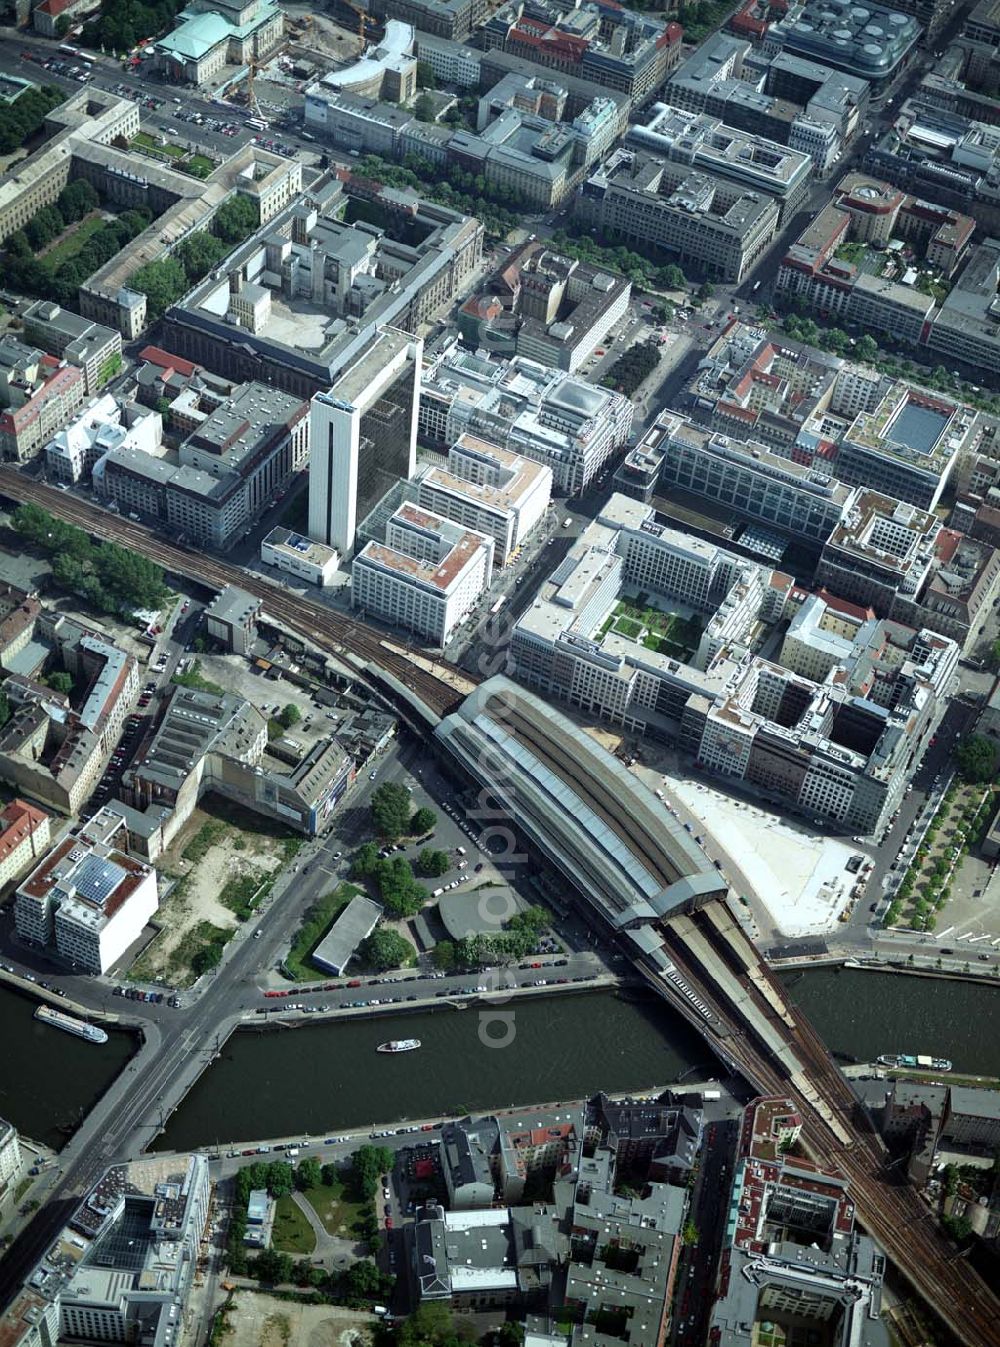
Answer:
[220,1292,376,1347]
[128,805,291,985]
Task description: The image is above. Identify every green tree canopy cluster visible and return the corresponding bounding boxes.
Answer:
[550,227,688,292]
[603,340,660,397]
[359,926,415,971]
[132,194,260,319]
[395,1304,477,1347]
[954,735,997,784]
[417,847,450,877]
[371,782,413,840]
[13,502,167,615]
[81,0,185,56]
[450,905,548,967]
[6,203,152,310]
[351,845,429,918]
[354,153,524,238]
[351,1144,394,1200]
[410,805,436,836]
[0,86,64,157]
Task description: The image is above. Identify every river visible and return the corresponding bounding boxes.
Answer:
[0,984,136,1149]
[6,967,999,1157]
[778,966,1000,1076]
[153,990,715,1152]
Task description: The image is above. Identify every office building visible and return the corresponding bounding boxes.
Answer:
[763,0,920,94]
[922,238,1000,377]
[162,177,482,398]
[44,394,162,484]
[309,327,421,556]
[204,586,260,655]
[94,381,309,551]
[261,527,340,586]
[625,409,851,544]
[0,798,51,892]
[464,242,631,374]
[776,173,978,351]
[419,343,633,495]
[21,302,122,398]
[0,337,85,463]
[509,493,958,833]
[817,490,1000,651]
[371,0,488,41]
[0,1153,210,1347]
[709,1097,889,1347]
[15,809,158,973]
[0,620,139,815]
[352,502,494,648]
[481,0,682,104]
[154,0,283,85]
[412,435,551,567]
[578,149,779,284]
[627,105,813,219]
[123,685,352,841]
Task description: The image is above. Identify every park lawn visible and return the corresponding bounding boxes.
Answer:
[299,1178,365,1239]
[40,215,108,271]
[270,1193,316,1254]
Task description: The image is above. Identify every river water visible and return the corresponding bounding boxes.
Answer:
[6,968,999,1155]
[779,966,1000,1076]
[0,984,136,1149]
[153,991,714,1153]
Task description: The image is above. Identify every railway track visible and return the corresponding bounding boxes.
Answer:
[0,472,476,720]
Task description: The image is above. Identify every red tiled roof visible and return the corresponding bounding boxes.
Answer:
[138,345,197,378]
[0,798,48,862]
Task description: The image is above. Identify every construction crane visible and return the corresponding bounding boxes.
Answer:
[340,0,382,46]
[245,59,263,120]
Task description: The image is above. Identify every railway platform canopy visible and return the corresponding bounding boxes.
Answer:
[436,677,726,929]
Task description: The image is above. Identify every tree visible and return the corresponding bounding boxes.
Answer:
[955,734,996,784]
[418,847,450,877]
[296,1156,322,1190]
[682,1220,699,1246]
[410,806,437,836]
[176,230,229,282]
[432,940,456,972]
[321,1162,339,1186]
[46,671,73,694]
[266,1161,295,1197]
[414,92,437,122]
[360,926,414,971]
[416,60,437,88]
[213,194,260,245]
[254,1247,293,1284]
[351,842,381,879]
[372,781,412,840]
[343,1258,382,1298]
[131,256,189,321]
[351,1144,394,1199]
[279,703,301,729]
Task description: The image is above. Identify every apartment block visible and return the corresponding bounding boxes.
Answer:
[352,502,494,648]
[578,148,779,284]
[710,1097,889,1347]
[94,380,309,551]
[0,621,139,815]
[0,798,51,892]
[15,809,157,973]
[21,302,122,397]
[419,342,633,496]
[0,338,85,463]
[412,434,552,567]
[44,393,162,484]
